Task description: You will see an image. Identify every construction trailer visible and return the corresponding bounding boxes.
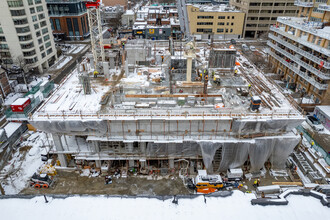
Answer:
[29,40,304,174]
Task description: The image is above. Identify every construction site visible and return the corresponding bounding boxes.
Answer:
[16,1,326,198]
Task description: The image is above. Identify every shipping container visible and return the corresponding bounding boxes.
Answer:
[11,97,31,112]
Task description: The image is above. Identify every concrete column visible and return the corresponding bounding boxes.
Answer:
[126,142,134,167]
[92,141,101,168]
[186,56,192,82]
[37,65,43,74]
[140,142,146,155]
[44,61,50,69]
[52,134,68,167]
[169,159,174,169]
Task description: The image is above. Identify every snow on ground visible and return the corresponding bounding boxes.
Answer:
[1,191,329,220]
[68,45,86,54]
[0,132,47,194]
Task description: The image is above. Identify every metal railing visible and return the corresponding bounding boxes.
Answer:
[294,0,314,7]
[5,97,41,119]
[269,33,330,69]
[267,48,328,90]
[318,3,330,12]
[46,0,82,3]
[270,26,330,76]
[267,41,330,85]
[277,17,330,40]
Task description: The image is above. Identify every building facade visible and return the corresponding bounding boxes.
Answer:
[186,4,245,40]
[46,0,89,41]
[267,0,330,106]
[0,0,57,73]
[230,0,298,38]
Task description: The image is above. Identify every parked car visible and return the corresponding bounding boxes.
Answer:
[250,46,256,51]
[230,39,236,45]
[306,115,324,131]
[241,44,249,51]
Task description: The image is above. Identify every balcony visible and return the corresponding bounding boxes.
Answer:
[270,26,330,58]
[318,4,330,12]
[277,17,330,41]
[267,44,329,90]
[268,33,330,70]
[294,0,314,7]
[267,40,330,80]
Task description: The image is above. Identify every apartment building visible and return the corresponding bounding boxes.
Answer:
[46,0,89,41]
[230,0,298,38]
[267,0,330,106]
[186,4,245,40]
[0,0,57,73]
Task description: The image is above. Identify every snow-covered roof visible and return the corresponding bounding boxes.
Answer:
[11,97,29,106]
[4,122,22,138]
[315,105,330,116]
[187,4,241,13]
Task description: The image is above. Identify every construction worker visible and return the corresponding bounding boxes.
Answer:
[122,42,125,49]
[248,84,252,90]
[234,69,238,75]
[161,55,164,63]
[253,179,258,187]
[93,70,98,78]
[310,140,315,148]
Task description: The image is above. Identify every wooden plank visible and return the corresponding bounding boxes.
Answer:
[272,182,303,186]
[125,94,222,98]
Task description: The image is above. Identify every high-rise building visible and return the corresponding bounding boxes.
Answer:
[268,0,330,106]
[230,0,298,38]
[46,0,89,41]
[0,0,57,73]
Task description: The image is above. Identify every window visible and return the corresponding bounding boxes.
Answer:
[225,29,228,33]
[16,26,30,33]
[0,27,3,34]
[197,22,213,25]
[39,45,44,51]
[40,21,47,28]
[13,18,28,25]
[21,42,34,49]
[55,19,61,30]
[0,44,9,49]
[47,48,53,55]
[42,27,48,34]
[18,35,32,41]
[45,41,51,48]
[0,36,6,42]
[23,50,36,57]
[232,16,234,19]
[10,9,26,16]
[196,28,212,33]
[28,0,33,5]
[36,31,41,37]
[73,18,80,36]
[50,19,54,30]
[32,15,37,22]
[217,28,224,33]
[43,35,50,41]
[227,16,230,19]
[218,16,225,19]
[34,0,41,4]
[7,1,23,7]
[197,16,214,19]
[34,23,39,30]
[36,6,43,12]
[25,57,38,64]
[66,18,73,36]
[218,22,224,25]
[38,13,45,20]
[30,8,35,14]
[41,52,46,58]
[249,3,261,6]
[38,38,42,44]
[227,22,229,25]
[230,29,233,33]
[231,23,234,25]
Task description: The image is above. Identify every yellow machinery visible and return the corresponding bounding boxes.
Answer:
[195,170,223,193]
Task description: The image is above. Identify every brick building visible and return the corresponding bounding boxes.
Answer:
[46,0,89,41]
